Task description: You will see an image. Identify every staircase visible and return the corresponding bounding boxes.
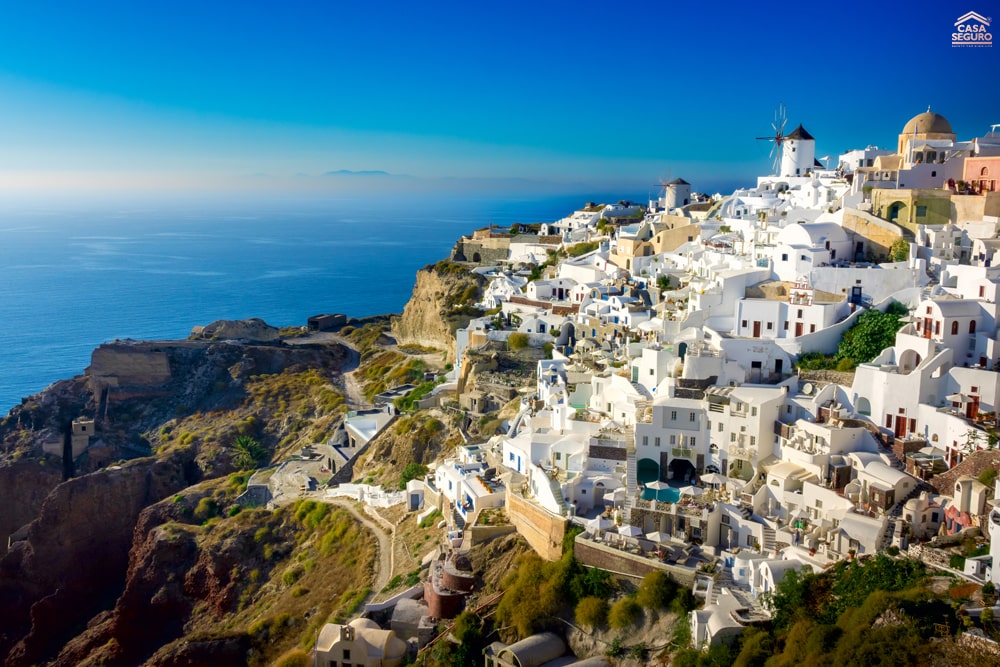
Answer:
[548,476,571,517]
[762,527,776,553]
[710,566,735,606]
[452,506,467,530]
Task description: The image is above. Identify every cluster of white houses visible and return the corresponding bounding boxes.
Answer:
[428,109,1000,649]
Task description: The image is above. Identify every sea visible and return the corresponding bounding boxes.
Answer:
[0,193,636,414]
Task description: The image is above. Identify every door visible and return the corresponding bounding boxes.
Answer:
[753,321,761,337]
[794,322,803,337]
[894,415,907,438]
[924,319,933,339]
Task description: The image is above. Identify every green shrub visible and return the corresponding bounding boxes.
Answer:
[193,497,219,523]
[575,596,608,628]
[636,570,677,610]
[508,332,530,351]
[272,648,308,667]
[608,596,642,629]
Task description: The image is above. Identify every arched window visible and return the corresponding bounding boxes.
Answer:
[982,167,991,177]
[970,320,977,334]
[951,321,959,335]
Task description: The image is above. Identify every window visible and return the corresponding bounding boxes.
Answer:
[810,324,816,333]
[801,255,807,261]
[642,436,648,446]
[555,452,562,460]
[718,422,724,432]
[951,321,959,335]
[935,321,940,335]
[747,534,755,546]
[655,437,661,447]
[751,407,758,417]
[981,286,986,298]
[731,433,737,442]
[781,253,788,261]
[670,410,677,420]
[784,321,789,330]
[741,320,748,328]
[690,437,696,447]
[750,436,756,446]
[815,499,823,509]
[669,435,675,445]
[970,320,977,334]
[797,309,803,318]
[722,514,730,524]
[649,368,654,375]
[916,206,927,217]
[343,649,352,660]
[766,322,773,330]
[508,453,515,461]
[689,412,696,422]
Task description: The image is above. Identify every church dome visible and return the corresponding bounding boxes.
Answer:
[901,111,953,136]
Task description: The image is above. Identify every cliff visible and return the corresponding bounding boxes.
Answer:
[392,261,484,362]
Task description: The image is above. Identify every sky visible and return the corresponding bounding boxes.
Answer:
[0,1,997,201]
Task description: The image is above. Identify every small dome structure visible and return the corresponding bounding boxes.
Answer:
[902,111,953,136]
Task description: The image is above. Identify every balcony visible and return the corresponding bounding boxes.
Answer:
[672,447,694,459]
[729,445,756,460]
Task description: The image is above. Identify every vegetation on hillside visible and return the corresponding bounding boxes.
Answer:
[796,300,909,371]
[668,554,995,667]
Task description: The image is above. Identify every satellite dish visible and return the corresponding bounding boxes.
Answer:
[802,382,814,395]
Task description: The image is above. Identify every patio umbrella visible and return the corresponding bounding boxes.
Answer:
[679,485,704,497]
[645,480,671,490]
[700,472,728,487]
[645,531,671,543]
[619,525,643,538]
[588,516,615,534]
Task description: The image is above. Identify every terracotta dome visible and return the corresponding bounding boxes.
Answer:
[901,111,953,136]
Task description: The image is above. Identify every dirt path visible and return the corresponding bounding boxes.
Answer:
[325,497,392,593]
[283,332,366,408]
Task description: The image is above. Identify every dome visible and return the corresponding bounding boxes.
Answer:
[901,111,953,136]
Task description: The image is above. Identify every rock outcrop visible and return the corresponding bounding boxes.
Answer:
[392,263,484,362]
[0,449,199,666]
[192,318,281,343]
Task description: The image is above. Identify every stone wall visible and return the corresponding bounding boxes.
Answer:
[572,537,698,586]
[506,487,567,561]
[467,524,517,547]
[88,345,172,387]
[842,208,905,258]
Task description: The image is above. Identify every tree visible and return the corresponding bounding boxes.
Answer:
[657,275,672,291]
[232,434,268,470]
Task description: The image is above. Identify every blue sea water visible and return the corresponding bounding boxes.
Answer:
[0,194,624,414]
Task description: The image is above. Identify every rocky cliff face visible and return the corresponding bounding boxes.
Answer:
[392,263,484,362]
[0,449,199,666]
[0,330,355,666]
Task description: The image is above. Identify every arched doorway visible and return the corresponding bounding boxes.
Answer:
[667,458,696,484]
[637,458,660,484]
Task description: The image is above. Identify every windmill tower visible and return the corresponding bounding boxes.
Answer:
[781,124,816,177]
[654,177,691,212]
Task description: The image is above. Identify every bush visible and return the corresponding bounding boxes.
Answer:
[636,570,677,610]
[193,497,219,523]
[575,596,609,628]
[608,596,642,629]
[508,333,530,351]
[272,648,309,667]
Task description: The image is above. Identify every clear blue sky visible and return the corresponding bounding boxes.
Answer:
[0,1,996,200]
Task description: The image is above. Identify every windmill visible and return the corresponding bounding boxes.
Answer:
[756,103,788,175]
